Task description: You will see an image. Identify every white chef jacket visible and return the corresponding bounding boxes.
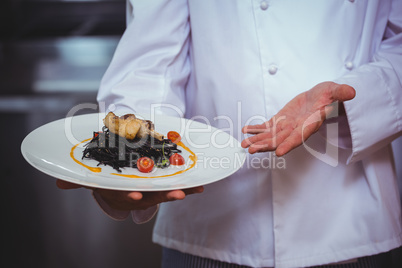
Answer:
[96,0,402,267]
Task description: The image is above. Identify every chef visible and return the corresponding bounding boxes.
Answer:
[58,0,402,267]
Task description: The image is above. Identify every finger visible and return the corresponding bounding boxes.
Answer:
[56,180,83,189]
[248,139,277,154]
[183,186,204,195]
[277,114,325,156]
[96,189,148,210]
[158,187,204,203]
[136,190,184,210]
[331,84,356,102]
[242,122,270,134]
[275,130,303,156]
[275,120,320,156]
[241,132,273,148]
[247,128,292,153]
[140,190,186,204]
[127,191,143,201]
[165,190,186,201]
[242,123,289,148]
[243,115,289,135]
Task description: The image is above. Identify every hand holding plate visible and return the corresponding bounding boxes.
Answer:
[56,180,204,211]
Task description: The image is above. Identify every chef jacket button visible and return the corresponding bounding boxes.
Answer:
[348,0,355,3]
[345,61,354,70]
[260,1,269,10]
[268,65,278,75]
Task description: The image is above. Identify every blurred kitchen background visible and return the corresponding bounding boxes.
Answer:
[0,0,401,268]
[1,0,162,267]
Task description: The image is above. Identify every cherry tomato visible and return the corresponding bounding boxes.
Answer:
[169,153,185,166]
[137,157,154,173]
[167,131,181,144]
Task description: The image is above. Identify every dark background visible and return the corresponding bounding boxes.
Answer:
[1,0,162,267]
[1,1,401,268]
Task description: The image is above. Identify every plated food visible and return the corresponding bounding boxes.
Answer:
[103,111,164,141]
[21,113,246,191]
[82,112,184,174]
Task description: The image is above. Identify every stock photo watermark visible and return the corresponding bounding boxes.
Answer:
[64,101,341,169]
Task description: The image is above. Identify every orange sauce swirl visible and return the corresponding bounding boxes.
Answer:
[70,139,197,178]
[70,138,101,173]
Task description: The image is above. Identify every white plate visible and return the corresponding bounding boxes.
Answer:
[21,113,246,191]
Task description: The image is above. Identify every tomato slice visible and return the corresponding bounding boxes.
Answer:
[167,131,181,144]
[93,131,102,138]
[137,157,154,173]
[169,153,185,166]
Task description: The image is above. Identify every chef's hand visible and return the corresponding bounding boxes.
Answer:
[241,82,356,156]
[56,180,204,211]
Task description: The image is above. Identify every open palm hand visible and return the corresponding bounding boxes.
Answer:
[241,82,356,156]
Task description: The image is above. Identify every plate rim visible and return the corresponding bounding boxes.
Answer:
[21,113,246,191]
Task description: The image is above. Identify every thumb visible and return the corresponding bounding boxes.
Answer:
[332,84,356,102]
